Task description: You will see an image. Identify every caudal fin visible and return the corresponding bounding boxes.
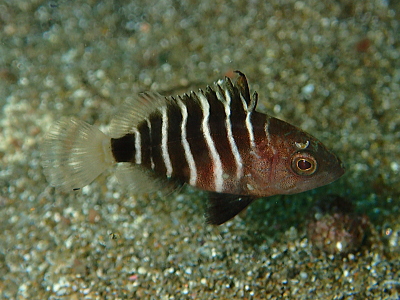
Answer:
[41,117,114,192]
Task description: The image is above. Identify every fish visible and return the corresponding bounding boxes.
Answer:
[41,71,345,225]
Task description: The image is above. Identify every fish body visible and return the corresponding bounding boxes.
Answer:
[42,72,345,225]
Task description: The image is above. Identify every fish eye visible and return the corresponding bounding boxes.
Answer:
[291,152,317,176]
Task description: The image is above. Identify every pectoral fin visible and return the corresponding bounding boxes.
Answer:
[206,192,256,225]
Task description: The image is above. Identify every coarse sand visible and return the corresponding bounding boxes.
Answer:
[0,0,399,299]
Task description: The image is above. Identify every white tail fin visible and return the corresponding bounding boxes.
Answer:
[41,117,114,192]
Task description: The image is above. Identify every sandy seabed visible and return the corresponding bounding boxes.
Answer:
[0,0,399,299]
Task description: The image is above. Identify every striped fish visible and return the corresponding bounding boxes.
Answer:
[41,71,345,225]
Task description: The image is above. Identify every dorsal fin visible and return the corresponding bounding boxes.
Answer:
[109,72,256,139]
[212,71,257,113]
[234,70,258,112]
[249,92,258,112]
[109,92,167,138]
[234,70,251,103]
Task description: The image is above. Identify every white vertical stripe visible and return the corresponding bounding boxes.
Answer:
[264,117,271,147]
[198,92,224,192]
[160,106,173,178]
[134,128,141,164]
[240,94,249,111]
[246,111,256,148]
[176,97,197,186]
[238,94,256,149]
[221,87,243,180]
[146,118,155,170]
[264,117,276,155]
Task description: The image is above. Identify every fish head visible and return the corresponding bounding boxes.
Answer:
[247,116,345,196]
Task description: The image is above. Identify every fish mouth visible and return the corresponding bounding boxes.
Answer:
[340,160,346,173]
[336,157,346,177]
[326,157,346,184]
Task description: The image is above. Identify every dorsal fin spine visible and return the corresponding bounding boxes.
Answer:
[248,91,258,112]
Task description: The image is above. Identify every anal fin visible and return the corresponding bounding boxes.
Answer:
[116,163,182,195]
[206,192,256,225]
